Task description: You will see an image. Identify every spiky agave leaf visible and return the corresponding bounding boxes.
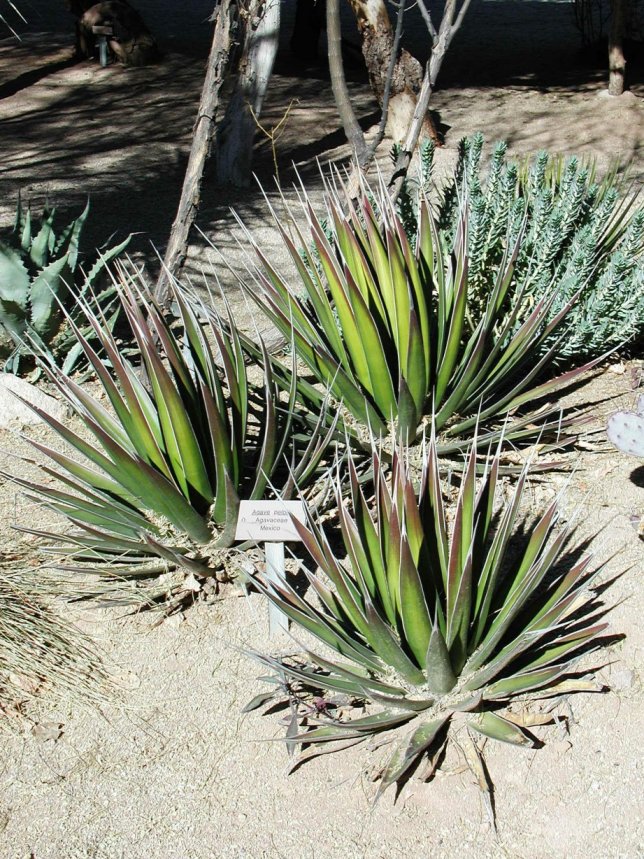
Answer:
[4,271,336,592]
[248,434,610,799]
[233,167,598,451]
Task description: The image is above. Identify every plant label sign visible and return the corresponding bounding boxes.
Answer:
[234,500,306,542]
[235,500,307,637]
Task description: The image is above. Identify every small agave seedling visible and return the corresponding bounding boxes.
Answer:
[0,198,129,374]
[4,272,336,598]
[247,435,610,802]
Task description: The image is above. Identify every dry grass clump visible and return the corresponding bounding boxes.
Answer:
[0,554,108,725]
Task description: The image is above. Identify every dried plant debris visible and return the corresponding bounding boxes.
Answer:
[0,556,109,725]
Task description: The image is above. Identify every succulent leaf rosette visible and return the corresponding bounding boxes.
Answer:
[248,435,609,799]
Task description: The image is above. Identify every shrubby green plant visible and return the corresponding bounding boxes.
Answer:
[247,435,610,801]
[400,134,644,363]
[5,273,336,595]
[0,199,129,374]
[237,169,595,448]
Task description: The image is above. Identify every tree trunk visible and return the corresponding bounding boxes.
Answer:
[347,0,440,144]
[608,0,627,95]
[154,0,235,307]
[216,0,281,186]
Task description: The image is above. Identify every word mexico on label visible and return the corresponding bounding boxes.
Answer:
[234,500,306,542]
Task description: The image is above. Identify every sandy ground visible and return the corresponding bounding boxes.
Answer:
[0,1,643,857]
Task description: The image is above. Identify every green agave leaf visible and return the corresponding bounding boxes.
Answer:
[0,242,30,336]
[83,235,131,285]
[483,663,574,699]
[21,387,213,545]
[445,442,477,668]
[62,199,90,270]
[291,516,373,641]
[425,624,457,694]
[363,596,426,686]
[22,439,137,502]
[255,653,380,698]
[349,458,395,625]
[249,343,279,500]
[385,227,412,370]
[61,319,170,477]
[338,499,378,601]
[342,272,398,416]
[17,476,146,538]
[468,501,563,672]
[468,711,534,746]
[305,649,407,697]
[251,573,382,672]
[435,211,469,405]
[279,228,349,363]
[295,710,413,744]
[376,715,449,797]
[471,468,528,646]
[398,531,432,669]
[29,208,54,268]
[242,690,279,713]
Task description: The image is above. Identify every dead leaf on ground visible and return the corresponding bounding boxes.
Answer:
[31,721,64,743]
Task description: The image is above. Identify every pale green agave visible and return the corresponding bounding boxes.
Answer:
[0,199,129,374]
[5,273,335,594]
[248,436,609,799]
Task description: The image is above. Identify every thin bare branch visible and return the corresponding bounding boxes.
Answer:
[416,0,438,41]
[327,0,368,161]
[452,0,474,34]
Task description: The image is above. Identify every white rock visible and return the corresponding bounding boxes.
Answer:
[0,374,67,427]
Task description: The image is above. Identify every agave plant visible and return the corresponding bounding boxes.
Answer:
[236,169,596,450]
[5,271,336,591]
[0,198,129,374]
[247,435,609,800]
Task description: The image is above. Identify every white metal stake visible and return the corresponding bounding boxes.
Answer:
[265,541,289,636]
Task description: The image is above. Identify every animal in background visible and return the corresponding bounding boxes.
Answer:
[66,0,160,67]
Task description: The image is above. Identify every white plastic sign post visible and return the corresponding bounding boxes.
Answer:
[235,500,306,635]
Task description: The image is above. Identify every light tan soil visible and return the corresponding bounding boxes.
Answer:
[0,2,643,857]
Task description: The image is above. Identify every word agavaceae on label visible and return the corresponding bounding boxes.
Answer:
[0,199,129,374]
[7,275,335,580]
[248,435,608,799]
[238,171,596,449]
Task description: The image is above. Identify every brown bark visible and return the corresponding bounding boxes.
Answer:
[154,0,234,308]
[347,0,440,144]
[608,0,627,96]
